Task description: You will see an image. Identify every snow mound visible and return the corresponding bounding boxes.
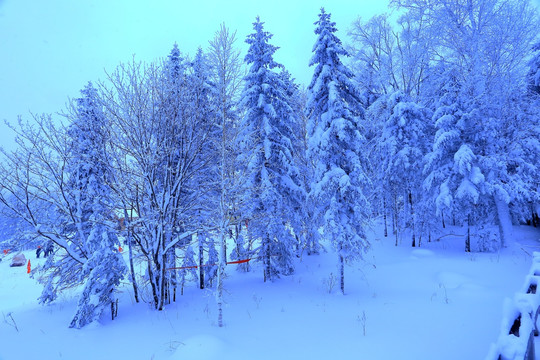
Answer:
[437,271,471,290]
[410,249,435,259]
[170,334,226,360]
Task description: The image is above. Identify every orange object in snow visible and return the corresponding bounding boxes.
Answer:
[27,260,31,274]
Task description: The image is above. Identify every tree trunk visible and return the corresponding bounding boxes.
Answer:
[465,215,471,253]
[180,274,185,296]
[392,194,397,233]
[383,197,388,238]
[158,252,166,311]
[148,261,159,309]
[123,208,139,303]
[217,225,226,327]
[339,253,345,295]
[171,248,177,302]
[441,211,446,229]
[235,224,241,255]
[199,234,204,290]
[494,195,513,248]
[409,191,416,247]
[263,235,271,282]
[393,194,398,246]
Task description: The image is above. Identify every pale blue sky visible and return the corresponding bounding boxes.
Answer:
[0,0,389,150]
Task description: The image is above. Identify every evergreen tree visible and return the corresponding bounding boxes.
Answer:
[63,82,126,328]
[188,47,221,226]
[280,70,314,255]
[394,0,539,250]
[237,17,302,282]
[423,67,486,252]
[306,8,370,294]
[378,91,432,247]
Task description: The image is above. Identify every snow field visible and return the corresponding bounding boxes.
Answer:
[0,224,538,360]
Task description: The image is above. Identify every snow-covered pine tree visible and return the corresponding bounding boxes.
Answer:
[378,91,432,247]
[188,47,222,230]
[280,70,314,256]
[63,82,126,328]
[70,219,126,328]
[423,67,486,252]
[0,90,126,328]
[237,17,302,282]
[363,94,394,239]
[396,0,539,250]
[306,8,371,294]
[186,47,220,292]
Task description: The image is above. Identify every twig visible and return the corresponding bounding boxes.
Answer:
[520,247,532,257]
[3,312,19,332]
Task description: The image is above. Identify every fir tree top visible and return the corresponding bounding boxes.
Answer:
[244,17,282,72]
[308,8,353,89]
[168,43,183,78]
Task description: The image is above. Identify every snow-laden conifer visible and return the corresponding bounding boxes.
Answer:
[62,82,126,328]
[306,8,370,294]
[423,68,486,251]
[237,17,302,281]
[379,91,432,247]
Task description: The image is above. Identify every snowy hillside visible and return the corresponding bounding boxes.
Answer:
[1,223,538,360]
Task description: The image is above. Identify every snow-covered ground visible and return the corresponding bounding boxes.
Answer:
[1,224,539,360]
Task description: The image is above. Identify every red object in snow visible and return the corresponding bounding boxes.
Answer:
[3,249,9,255]
[166,258,252,271]
[27,260,31,274]
[118,246,123,253]
[227,258,251,265]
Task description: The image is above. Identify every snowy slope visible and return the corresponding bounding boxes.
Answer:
[0,224,538,360]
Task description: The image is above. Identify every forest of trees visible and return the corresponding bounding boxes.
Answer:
[0,0,539,328]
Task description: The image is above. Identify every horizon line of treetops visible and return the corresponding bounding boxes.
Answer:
[0,1,539,328]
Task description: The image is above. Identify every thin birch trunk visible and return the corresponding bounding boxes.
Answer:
[123,207,139,303]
